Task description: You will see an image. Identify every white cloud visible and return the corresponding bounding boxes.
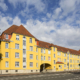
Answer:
[46,13,51,18]
[59,0,76,16]
[8,0,45,15]
[0,13,80,50]
[13,16,21,26]
[0,0,8,11]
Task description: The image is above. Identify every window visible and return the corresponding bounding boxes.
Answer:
[15,53,19,58]
[5,43,8,48]
[23,40,26,46]
[73,60,74,63]
[44,56,45,60]
[70,54,72,58]
[54,54,55,58]
[64,64,66,67]
[30,46,33,51]
[36,63,38,67]
[48,56,51,61]
[23,66,26,68]
[23,58,26,62]
[6,34,8,39]
[23,36,26,39]
[58,58,61,62]
[54,47,55,51]
[41,49,43,53]
[70,65,72,68]
[36,48,38,52]
[48,50,51,54]
[30,62,33,67]
[64,59,66,62]
[5,61,9,67]
[70,59,72,63]
[77,60,79,63]
[15,62,19,67]
[30,38,32,43]
[30,54,33,59]
[44,49,45,53]
[15,44,19,49]
[5,52,8,58]
[54,60,56,64]
[64,54,66,57]
[36,55,38,60]
[23,49,26,54]
[41,56,43,60]
[54,66,55,69]
[57,52,61,56]
[16,35,19,40]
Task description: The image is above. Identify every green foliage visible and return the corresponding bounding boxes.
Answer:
[0,53,2,61]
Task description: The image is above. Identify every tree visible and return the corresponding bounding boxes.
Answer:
[0,53,2,61]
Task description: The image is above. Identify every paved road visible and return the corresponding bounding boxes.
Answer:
[0,72,80,80]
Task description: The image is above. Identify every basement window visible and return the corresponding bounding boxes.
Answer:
[15,70,18,72]
[6,70,8,72]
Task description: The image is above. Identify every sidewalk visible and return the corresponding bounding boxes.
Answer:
[0,70,80,77]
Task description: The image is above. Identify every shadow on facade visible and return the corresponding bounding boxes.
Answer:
[40,63,51,72]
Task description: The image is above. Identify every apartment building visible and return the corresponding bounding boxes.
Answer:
[0,25,80,74]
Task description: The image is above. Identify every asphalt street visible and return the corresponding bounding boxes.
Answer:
[0,72,80,80]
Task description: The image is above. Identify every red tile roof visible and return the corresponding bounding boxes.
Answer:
[38,41,51,49]
[56,61,64,64]
[0,25,80,55]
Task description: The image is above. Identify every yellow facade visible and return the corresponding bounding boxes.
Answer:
[0,32,80,74]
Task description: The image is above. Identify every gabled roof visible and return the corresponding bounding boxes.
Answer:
[0,24,80,55]
[3,25,19,35]
[14,25,35,38]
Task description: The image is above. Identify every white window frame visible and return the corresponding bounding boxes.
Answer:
[15,53,19,58]
[30,62,33,67]
[44,49,45,53]
[44,56,45,60]
[6,34,8,39]
[36,48,38,52]
[54,60,56,64]
[5,52,9,58]
[36,63,38,67]
[5,43,8,48]
[15,62,19,67]
[16,35,19,40]
[64,59,66,62]
[23,58,26,62]
[41,56,43,60]
[23,49,26,54]
[48,56,51,61]
[5,61,9,67]
[54,47,55,51]
[54,54,55,58]
[41,49,43,53]
[57,52,61,56]
[48,50,51,54]
[30,46,33,51]
[36,55,38,60]
[15,44,19,49]
[64,64,66,68]
[30,38,32,43]
[30,54,33,59]
[23,40,26,46]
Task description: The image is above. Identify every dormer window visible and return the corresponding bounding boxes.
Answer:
[6,34,8,39]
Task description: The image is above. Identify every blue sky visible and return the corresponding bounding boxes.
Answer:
[0,0,80,50]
